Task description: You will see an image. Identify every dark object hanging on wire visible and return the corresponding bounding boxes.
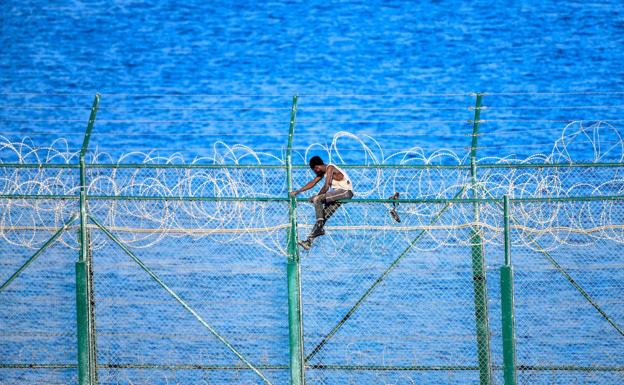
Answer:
[388,192,401,222]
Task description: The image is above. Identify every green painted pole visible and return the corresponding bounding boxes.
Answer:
[469,93,493,385]
[286,95,305,385]
[500,196,517,385]
[76,93,100,385]
[76,260,91,385]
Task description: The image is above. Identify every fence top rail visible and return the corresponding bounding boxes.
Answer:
[0,194,622,203]
[1,162,624,169]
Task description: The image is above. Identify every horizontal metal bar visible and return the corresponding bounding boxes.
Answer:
[0,163,283,169]
[89,164,286,169]
[99,364,288,370]
[90,163,467,169]
[339,198,498,204]
[0,364,77,369]
[516,365,624,372]
[307,365,479,371]
[294,164,471,169]
[315,196,624,204]
[0,163,79,169]
[0,194,287,202]
[1,363,623,372]
[0,194,78,200]
[0,195,494,204]
[0,194,622,203]
[88,195,290,202]
[307,365,624,372]
[476,162,624,169]
[1,161,624,169]
[510,195,624,203]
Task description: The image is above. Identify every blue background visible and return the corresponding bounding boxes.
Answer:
[1,1,624,164]
[2,1,623,94]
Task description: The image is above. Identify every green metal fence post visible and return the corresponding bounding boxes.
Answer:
[469,92,493,385]
[76,93,100,385]
[286,95,305,385]
[500,195,517,385]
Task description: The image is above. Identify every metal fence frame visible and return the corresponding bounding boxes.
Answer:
[1,93,623,385]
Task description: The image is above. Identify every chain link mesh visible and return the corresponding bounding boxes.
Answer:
[1,165,623,384]
[509,200,624,384]
[89,199,290,385]
[0,198,79,384]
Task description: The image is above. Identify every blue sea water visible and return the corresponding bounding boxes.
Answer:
[2,0,624,94]
[1,0,624,163]
[1,1,624,385]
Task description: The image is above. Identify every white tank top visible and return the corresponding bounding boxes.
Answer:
[328,164,353,191]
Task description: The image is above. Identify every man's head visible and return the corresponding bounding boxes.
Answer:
[309,156,326,176]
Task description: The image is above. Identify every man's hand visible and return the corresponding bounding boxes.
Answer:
[289,191,298,198]
[308,195,317,203]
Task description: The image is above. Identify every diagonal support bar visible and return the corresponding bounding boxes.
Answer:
[0,214,79,293]
[305,184,469,362]
[88,214,274,385]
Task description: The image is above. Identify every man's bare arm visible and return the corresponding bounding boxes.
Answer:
[289,176,322,197]
[317,165,334,196]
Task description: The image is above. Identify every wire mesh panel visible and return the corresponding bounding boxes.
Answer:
[0,198,79,384]
[509,199,624,385]
[298,201,497,384]
[89,199,290,385]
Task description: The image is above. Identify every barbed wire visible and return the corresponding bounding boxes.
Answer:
[0,121,623,253]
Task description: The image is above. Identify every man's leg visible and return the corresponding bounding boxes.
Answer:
[312,193,326,222]
[322,188,353,225]
[306,190,353,241]
[299,194,327,250]
[322,201,342,222]
[306,193,327,241]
